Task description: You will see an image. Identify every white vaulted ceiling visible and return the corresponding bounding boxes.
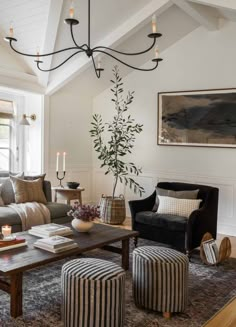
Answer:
[0,0,236,94]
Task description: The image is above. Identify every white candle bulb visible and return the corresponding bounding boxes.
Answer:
[56,152,60,172]
[155,46,159,59]
[98,56,101,69]
[63,152,66,171]
[152,14,157,33]
[36,47,40,61]
[69,1,75,18]
[9,21,14,38]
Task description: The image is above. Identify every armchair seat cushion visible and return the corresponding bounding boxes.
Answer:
[136,211,188,232]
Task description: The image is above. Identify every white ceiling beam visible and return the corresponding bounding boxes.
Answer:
[172,0,218,30]
[38,0,63,87]
[189,0,236,11]
[0,67,45,94]
[46,0,173,95]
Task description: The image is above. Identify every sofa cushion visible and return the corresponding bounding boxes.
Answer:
[46,202,71,220]
[0,173,24,205]
[0,206,22,226]
[135,211,188,232]
[157,195,202,218]
[10,176,47,204]
[152,187,199,211]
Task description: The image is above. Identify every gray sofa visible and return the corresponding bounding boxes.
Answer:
[0,172,72,232]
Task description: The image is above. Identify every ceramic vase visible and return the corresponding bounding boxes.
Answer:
[71,218,93,232]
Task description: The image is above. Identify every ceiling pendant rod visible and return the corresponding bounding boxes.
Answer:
[88,0,91,49]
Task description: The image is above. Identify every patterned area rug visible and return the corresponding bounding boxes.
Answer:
[0,239,236,327]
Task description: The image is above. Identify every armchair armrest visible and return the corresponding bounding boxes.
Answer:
[186,205,218,251]
[129,191,156,228]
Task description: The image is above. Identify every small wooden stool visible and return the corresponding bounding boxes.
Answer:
[133,246,189,318]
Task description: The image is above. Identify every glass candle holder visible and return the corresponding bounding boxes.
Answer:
[1,225,12,238]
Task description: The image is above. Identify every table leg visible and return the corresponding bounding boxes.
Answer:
[122,239,130,270]
[79,192,82,205]
[10,272,23,318]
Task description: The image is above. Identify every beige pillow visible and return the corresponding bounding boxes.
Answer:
[10,176,47,204]
[157,195,202,218]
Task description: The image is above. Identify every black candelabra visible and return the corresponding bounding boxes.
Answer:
[56,171,66,188]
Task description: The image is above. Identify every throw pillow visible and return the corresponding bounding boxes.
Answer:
[157,195,202,218]
[0,173,24,205]
[152,187,199,211]
[24,173,46,181]
[0,184,4,206]
[10,176,47,204]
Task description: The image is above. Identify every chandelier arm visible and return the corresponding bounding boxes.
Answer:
[92,37,156,56]
[36,50,84,72]
[91,55,101,78]
[70,24,86,50]
[9,39,80,58]
[93,50,158,72]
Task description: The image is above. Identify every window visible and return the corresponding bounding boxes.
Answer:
[0,100,14,171]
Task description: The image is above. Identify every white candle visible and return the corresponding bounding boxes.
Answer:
[56,152,60,171]
[2,225,12,237]
[152,14,157,33]
[9,21,14,38]
[97,56,101,69]
[63,152,66,171]
[155,46,159,59]
[69,1,74,18]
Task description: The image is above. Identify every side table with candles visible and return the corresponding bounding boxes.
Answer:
[52,187,85,205]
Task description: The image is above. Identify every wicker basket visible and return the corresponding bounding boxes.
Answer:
[99,195,126,224]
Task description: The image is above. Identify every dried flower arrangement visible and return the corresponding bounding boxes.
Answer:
[67,202,100,222]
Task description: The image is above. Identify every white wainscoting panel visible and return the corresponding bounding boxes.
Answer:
[92,168,236,236]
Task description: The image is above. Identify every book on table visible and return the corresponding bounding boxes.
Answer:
[34,235,78,253]
[0,237,27,252]
[28,223,73,238]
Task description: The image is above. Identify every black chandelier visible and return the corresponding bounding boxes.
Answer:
[4,0,163,78]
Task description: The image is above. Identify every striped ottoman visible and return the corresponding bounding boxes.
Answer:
[133,246,188,318]
[62,258,126,327]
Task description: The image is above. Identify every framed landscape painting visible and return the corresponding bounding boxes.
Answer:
[158,88,236,148]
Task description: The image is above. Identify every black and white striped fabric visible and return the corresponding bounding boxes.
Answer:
[61,258,126,327]
[133,246,188,313]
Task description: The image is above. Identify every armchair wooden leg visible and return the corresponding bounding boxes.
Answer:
[133,236,138,248]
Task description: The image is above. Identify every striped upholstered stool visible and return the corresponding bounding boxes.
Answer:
[133,246,189,318]
[61,258,126,327]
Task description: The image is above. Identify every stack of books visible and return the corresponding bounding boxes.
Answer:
[202,238,219,264]
[29,223,73,238]
[34,235,78,253]
[0,236,27,252]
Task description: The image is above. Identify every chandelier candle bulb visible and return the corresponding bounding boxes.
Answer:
[9,24,14,38]
[69,1,75,18]
[2,225,12,237]
[155,47,159,59]
[97,57,101,69]
[152,14,157,33]
[56,152,60,171]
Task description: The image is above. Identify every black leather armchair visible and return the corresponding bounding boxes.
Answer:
[129,182,219,253]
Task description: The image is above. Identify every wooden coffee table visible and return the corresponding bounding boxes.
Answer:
[0,223,138,318]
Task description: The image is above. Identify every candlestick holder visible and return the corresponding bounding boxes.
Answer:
[56,171,66,188]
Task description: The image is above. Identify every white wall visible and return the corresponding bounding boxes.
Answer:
[47,77,93,203]
[92,21,236,236]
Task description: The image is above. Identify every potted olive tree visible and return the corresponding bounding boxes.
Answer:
[90,66,144,224]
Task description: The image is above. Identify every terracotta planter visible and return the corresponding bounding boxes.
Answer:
[100,195,126,224]
[71,218,93,232]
